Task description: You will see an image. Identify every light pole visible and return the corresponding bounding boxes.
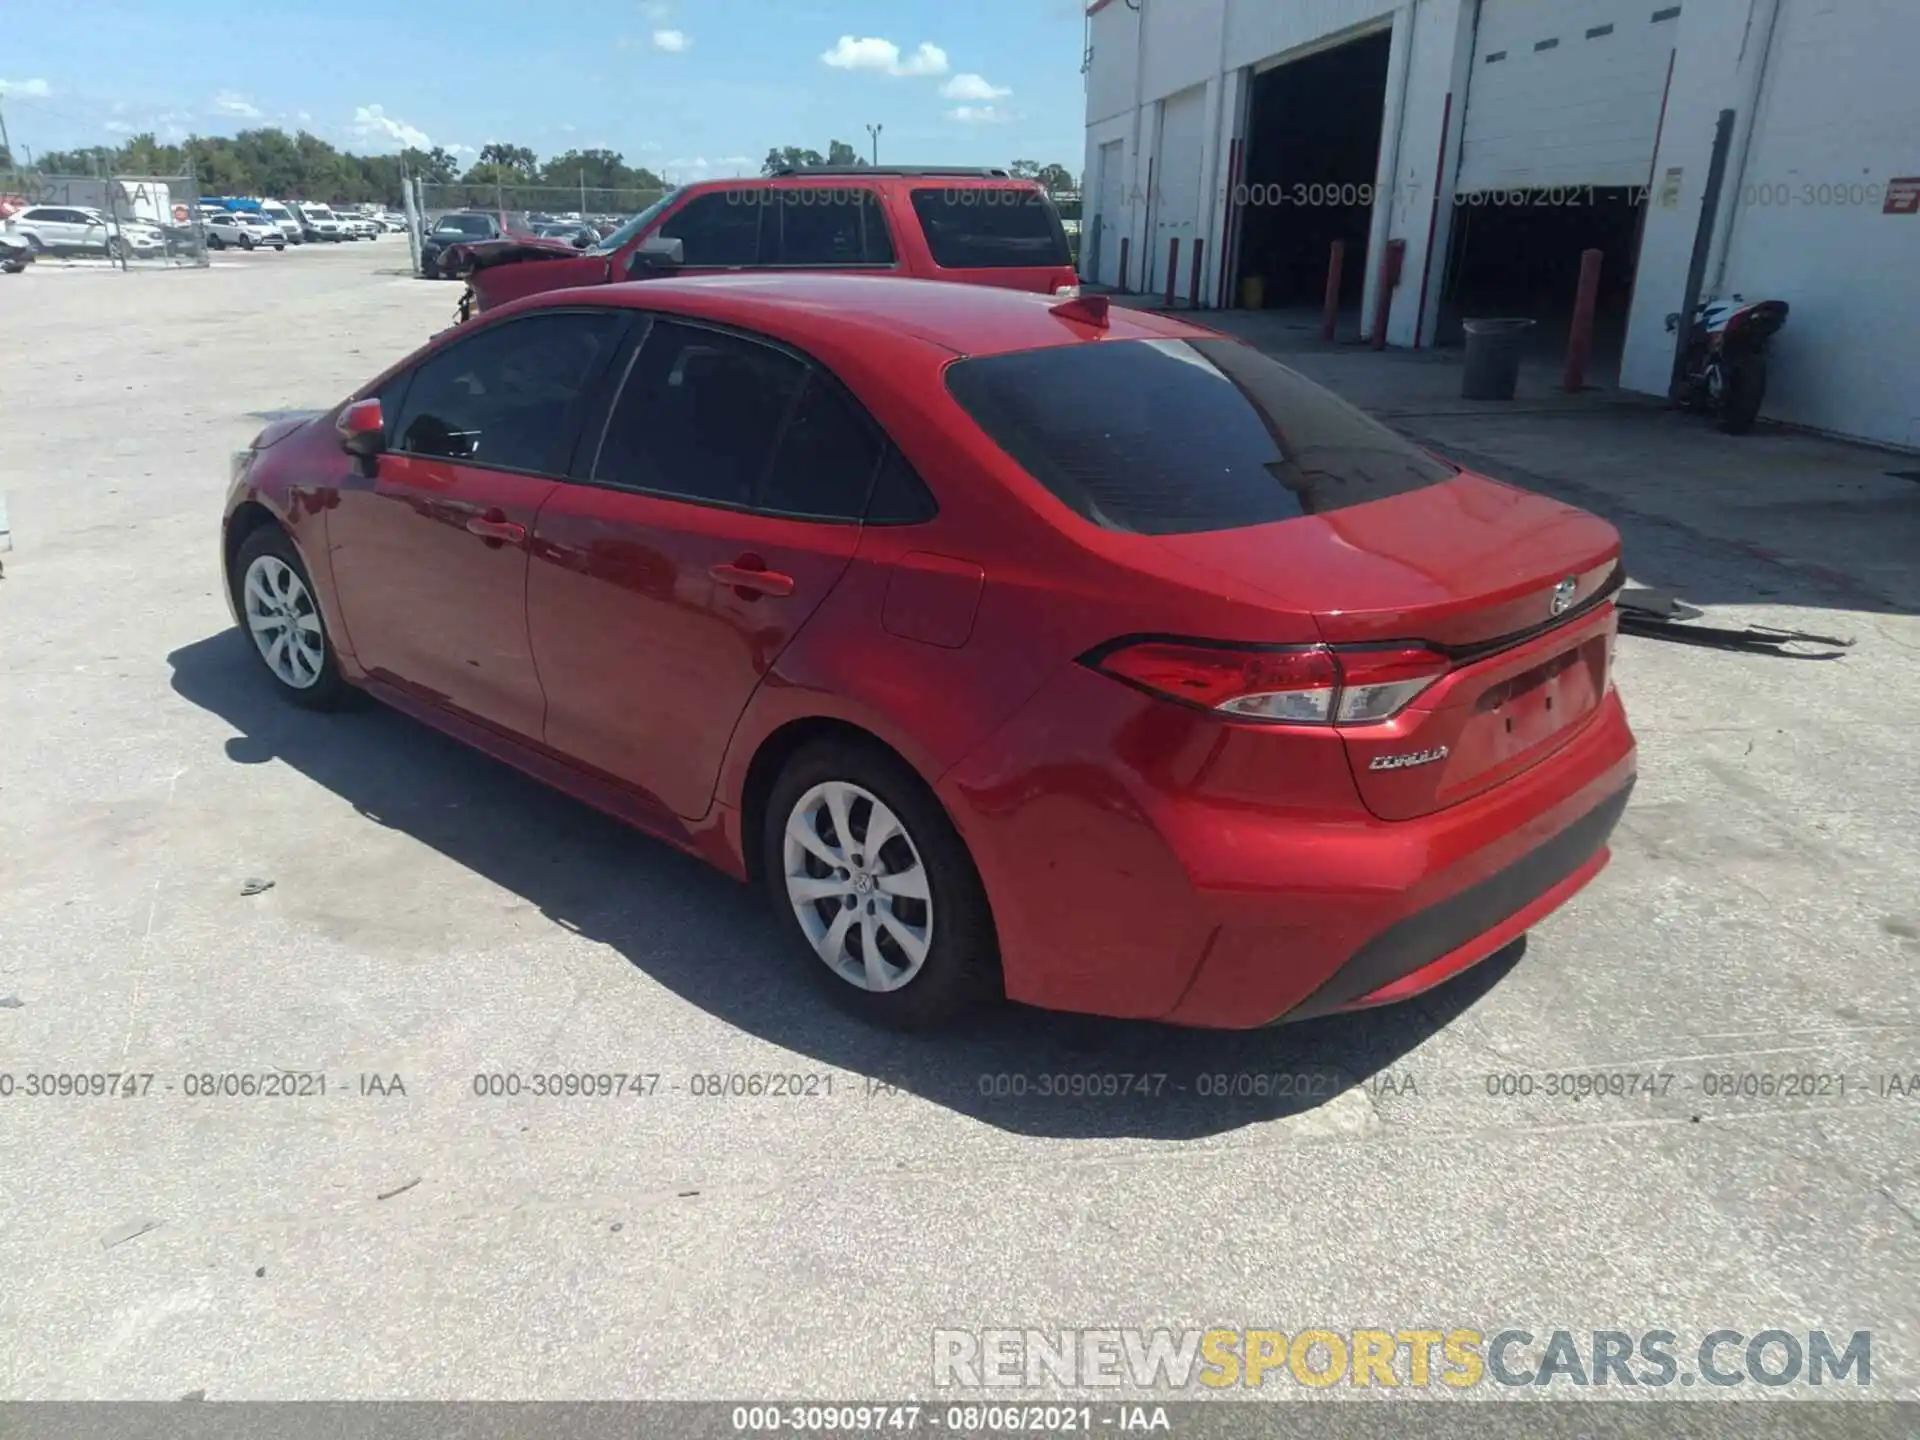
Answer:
[865,123,882,166]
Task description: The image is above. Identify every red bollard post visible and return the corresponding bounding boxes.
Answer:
[1321,240,1346,341]
[1117,235,1131,293]
[1164,237,1180,307]
[1189,237,1205,309]
[1370,238,1406,351]
[1564,247,1604,392]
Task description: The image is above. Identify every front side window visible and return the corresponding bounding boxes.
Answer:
[908,186,1072,270]
[944,338,1456,535]
[592,319,806,507]
[655,191,765,267]
[391,311,626,473]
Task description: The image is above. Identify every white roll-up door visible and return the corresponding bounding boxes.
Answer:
[1150,85,1207,284]
[1455,0,1679,193]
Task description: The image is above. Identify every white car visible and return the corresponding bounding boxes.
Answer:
[4,205,165,259]
[292,203,347,242]
[257,200,304,244]
[344,215,379,239]
[204,212,286,251]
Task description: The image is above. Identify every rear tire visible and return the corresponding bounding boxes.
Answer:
[761,738,1001,1031]
[1716,355,1767,435]
[230,526,354,711]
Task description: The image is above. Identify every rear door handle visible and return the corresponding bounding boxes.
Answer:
[466,510,526,546]
[710,559,795,598]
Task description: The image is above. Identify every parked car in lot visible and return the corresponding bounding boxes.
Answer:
[4,204,166,259]
[451,166,1081,317]
[290,203,347,242]
[219,275,1636,1031]
[419,210,533,278]
[257,200,303,243]
[342,214,379,240]
[204,212,287,250]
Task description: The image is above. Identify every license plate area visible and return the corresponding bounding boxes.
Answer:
[1469,639,1604,764]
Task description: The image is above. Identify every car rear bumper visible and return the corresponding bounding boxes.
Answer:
[939,664,1636,1028]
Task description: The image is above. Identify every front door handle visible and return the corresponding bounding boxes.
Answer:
[710,557,795,598]
[466,510,526,547]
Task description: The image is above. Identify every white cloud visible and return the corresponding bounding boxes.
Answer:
[640,0,673,16]
[212,90,262,119]
[446,142,477,155]
[352,104,432,151]
[638,140,663,151]
[652,28,691,52]
[0,78,53,98]
[559,123,577,132]
[820,37,948,77]
[940,73,1010,102]
[718,154,752,166]
[105,120,135,134]
[947,105,1010,125]
[297,110,313,122]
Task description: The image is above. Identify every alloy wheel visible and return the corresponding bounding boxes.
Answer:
[242,554,327,689]
[783,780,934,992]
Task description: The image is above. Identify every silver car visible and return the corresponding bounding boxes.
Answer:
[4,204,166,259]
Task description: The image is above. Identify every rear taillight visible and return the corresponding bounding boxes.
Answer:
[1086,640,1449,726]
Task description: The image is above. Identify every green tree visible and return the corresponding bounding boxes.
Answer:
[762,145,826,175]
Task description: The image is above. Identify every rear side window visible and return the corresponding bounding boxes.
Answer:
[943,338,1456,535]
[758,373,883,520]
[593,319,806,506]
[771,188,896,266]
[909,187,1071,269]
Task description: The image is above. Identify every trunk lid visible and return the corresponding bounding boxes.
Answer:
[1154,474,1622,820]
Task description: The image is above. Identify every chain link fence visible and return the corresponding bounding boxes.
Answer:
[2,170,210,269]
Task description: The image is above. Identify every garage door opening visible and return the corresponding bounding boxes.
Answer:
[1233,29,1392,313]
[1436,187,1647,382]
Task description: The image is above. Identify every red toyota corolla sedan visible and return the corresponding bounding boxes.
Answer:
[221,274,1636,1030]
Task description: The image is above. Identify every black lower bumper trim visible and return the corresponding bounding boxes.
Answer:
[1278,775,1635,1023]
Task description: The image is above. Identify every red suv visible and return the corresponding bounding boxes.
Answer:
[221,276,1635,1032]
[448,166,1081,317]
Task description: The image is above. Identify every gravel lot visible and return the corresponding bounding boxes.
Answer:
[1,243,1916,1404]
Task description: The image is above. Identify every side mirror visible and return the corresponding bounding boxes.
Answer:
[625,234,684,278]
[1663,312,1680,333]
[337,398,386,460]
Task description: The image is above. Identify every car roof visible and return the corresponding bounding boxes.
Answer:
[522,273,1212,360]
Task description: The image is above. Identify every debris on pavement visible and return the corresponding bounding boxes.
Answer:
[376,1177,421,1201]
[100,1218,163,1250]
[1616,587,1855,657]
[239,877,275,897]
[0,995,22,1009]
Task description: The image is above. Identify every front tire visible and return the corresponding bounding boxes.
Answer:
[231,526,353,710]
[762,739,1001,1031]
[1716,355,1767,434]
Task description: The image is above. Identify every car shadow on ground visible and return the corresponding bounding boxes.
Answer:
[170,629,1519,1140]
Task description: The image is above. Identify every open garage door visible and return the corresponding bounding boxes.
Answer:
[1149,85,1206,295]
[1455,0,1678,193]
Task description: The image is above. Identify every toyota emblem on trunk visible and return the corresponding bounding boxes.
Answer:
[1549,577,1577,616]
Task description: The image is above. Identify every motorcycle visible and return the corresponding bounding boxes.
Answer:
[1665,294,1789,435]
[0,232,32,274]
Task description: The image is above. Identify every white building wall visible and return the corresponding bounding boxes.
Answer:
[1620,0,1920,448]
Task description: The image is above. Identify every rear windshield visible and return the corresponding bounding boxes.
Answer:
[944,338,1457,535]
[909,186,1072,270]
[436,215,494,235]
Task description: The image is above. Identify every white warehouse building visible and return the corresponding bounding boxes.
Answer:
[1080,0,1920,449]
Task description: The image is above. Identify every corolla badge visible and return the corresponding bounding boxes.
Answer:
[1369,746,1450,772]
[1549,577,1578,616]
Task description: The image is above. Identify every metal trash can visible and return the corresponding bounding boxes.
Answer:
[1460,318,1535,400]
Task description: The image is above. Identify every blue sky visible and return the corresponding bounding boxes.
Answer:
[1,0,1090,181]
